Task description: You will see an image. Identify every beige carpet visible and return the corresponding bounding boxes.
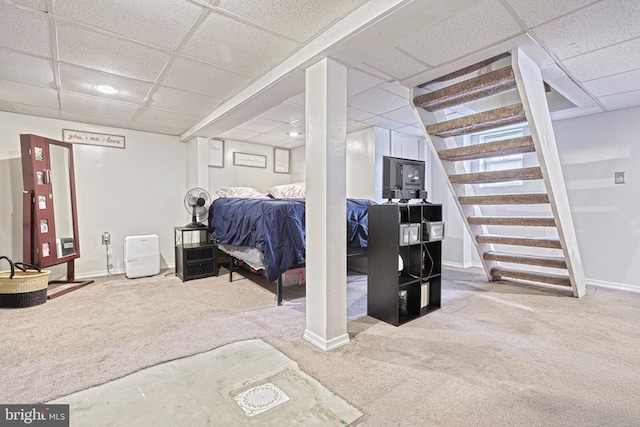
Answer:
[2,267,640,426]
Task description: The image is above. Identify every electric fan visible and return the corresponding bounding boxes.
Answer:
[183,188,211,228]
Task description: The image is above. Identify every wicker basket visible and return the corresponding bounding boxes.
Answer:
[0,256,50,308]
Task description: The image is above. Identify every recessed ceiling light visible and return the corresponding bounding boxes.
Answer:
[287,131,300,137]
[95,85,118,94]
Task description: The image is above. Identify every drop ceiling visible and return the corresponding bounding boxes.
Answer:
[1,0,639,149]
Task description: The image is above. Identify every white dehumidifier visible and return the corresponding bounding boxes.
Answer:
[124,234,160,279]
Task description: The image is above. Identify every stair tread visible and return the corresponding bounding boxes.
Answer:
[419,52,511,87]
[439,136,535,161]
[468,216,556,227]
[427,104,527,138]
[491,267,572,287]
[485,251,567,269]
[450,166,542,184]
[459,193,549,205]
[414,67,517,112]
[477,234,562,249]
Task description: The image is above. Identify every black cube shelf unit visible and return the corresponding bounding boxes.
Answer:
[174,227,217,282]
[367,203,443,326]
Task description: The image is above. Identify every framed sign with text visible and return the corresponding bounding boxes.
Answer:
[233,152,267,168]
[62,129,125,149]
[274,147,290,174]
[208,138,224,168]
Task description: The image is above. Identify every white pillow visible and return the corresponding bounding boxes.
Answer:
[267,182,306,199]
[216,187,268,198]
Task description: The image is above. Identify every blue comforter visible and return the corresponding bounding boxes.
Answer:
[209,198,374,282]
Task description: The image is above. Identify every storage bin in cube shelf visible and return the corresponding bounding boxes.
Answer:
[124,234,160,279]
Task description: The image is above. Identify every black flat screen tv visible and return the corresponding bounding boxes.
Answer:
[382,156,428,201]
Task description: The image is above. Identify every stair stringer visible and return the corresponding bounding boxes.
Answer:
[511,49,586,298]
[411,102,499,280]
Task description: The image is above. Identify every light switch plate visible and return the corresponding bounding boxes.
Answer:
[615,171,625,184]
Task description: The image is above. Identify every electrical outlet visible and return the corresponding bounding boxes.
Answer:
[102,232,111,245]
[615,171,625,184]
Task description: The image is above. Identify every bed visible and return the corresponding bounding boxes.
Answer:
[208,196,374,304]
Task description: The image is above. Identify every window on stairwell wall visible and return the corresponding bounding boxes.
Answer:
[477,127,525,188]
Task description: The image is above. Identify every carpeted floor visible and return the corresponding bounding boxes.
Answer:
[1,267,640,426]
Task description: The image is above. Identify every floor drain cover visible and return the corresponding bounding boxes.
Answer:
[234,383,290,416]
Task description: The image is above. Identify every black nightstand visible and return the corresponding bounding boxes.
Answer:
[174,227,217,281]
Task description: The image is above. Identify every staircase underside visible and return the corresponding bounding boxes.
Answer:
[412,49,585,297]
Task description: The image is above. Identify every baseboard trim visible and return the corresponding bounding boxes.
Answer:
[303,329,350,351]
[73,263,175,280]
[441,261,483,269]
[586,279,639,294]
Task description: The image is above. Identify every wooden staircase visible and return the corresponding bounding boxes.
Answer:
[411,49,586,297]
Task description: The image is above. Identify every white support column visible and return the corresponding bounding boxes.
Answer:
[185,136,209,190]
[303,57,349,351]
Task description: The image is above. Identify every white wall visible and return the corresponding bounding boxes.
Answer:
[208,139,295,197]
[0,111,186,279]
[554,107,640,289]
[290,145,305,183]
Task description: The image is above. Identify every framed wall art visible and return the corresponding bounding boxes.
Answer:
[208,138,224,168]
[233,152,267,168]
[274,147,290,174]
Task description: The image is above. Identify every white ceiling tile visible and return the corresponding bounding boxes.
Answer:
[280,139,305,149]
[217,128,260,141]
[180,12,300,77]
[504,0,599,28]
[57,21,170,81]
[381,105,418,125]
[0,49,54,87]
[0,79,58,109]
[348,67,387,97]
[133,107,200,129]
[259,102,305,123]
[364,47,430,80]
[238,116,285,132]
[147,86,223,116]
[378,81,410,99]
[399,0,522,66]
[13,0,47,11]
[59,63,152,104]
[286,93,306,106]
[348,87,408,115]
[267,123,305,138]
[127,121,185,136]
[532,0,640,60]
[354,63,395,80]
[394,125,425,137]
[217,0,366,42]
[60,111,131,129]
[347,121,372,133]
[54,0,203,51]
[362,116,405,130]
[561,37,640,81]
[12,102,60,119]
[599,89,640,111]
[0,100,15,112]
[161,56,252,99]
[347,106,375,121]
[60,92,138,121]
[0,2,51,57]
[583,68,640,97]
[247,133,293,146]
